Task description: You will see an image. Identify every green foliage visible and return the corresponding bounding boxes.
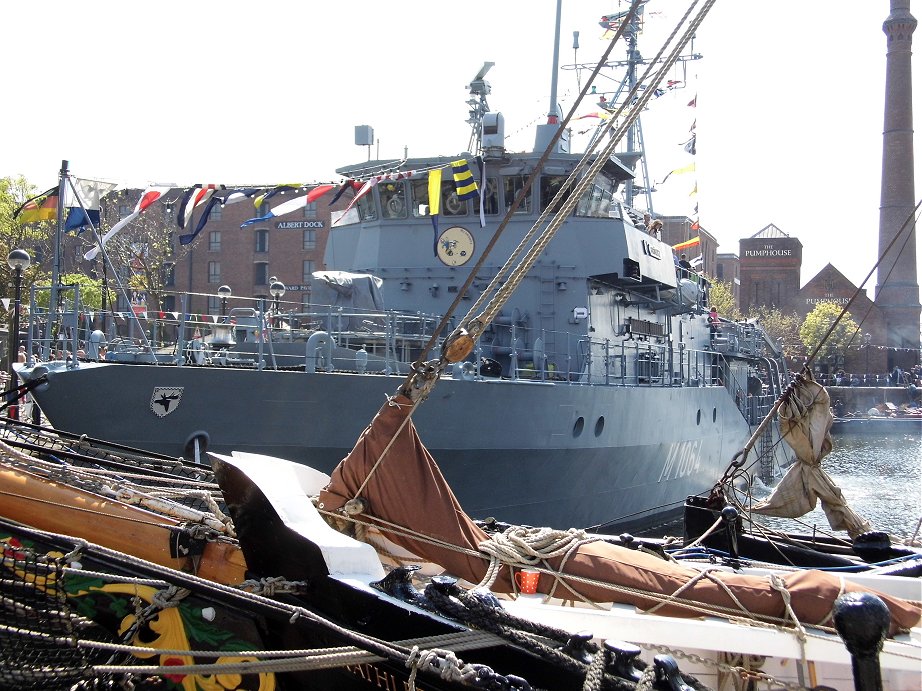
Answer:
[748,306,802,357]
[799,301,863,364]
[0,176,56,308]
[83,189,177,312]
[707,279,740,320]
[31,273,110,311]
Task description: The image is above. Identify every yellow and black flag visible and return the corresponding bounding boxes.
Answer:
[451,159,479,200]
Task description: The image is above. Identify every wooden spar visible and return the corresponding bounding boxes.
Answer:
[0,464,246,585]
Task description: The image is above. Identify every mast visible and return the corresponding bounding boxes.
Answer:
[534,0,569,153]
[563,4,701,213]
[49,159,69,332]
[547,0,563,124]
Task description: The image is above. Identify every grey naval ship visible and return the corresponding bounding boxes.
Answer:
[17,22,789,533]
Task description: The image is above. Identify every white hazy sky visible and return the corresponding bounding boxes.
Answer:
[4,1,921,297]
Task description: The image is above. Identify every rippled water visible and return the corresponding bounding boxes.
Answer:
[750,430,922,539]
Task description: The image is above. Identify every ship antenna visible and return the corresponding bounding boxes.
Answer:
[547,0,563,124]
[466,61,494,153]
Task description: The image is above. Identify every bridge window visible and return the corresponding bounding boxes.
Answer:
[540,175,572,214]
[503,175,532,214]
[356,192,377,221]
[441,179,468,216]
[379,181,408,219]
[575,173,617,218]
[481,177,499,214]
[409,178,470,217]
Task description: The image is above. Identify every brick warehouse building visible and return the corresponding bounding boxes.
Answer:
[738,224,802,314]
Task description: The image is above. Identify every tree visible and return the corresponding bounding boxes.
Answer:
[799,301,863,369]
[707,279,740,320]
[0,176,56,300]
[81,188,180,314]
[748,306,802,358]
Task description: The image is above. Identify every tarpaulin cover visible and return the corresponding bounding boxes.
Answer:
[320,396,920,634]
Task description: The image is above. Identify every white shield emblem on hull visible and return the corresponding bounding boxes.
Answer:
[151,387,184,417]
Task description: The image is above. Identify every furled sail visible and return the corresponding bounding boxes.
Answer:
[751,369,872,537]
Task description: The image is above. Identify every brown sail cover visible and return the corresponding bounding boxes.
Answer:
[319,396,921,634]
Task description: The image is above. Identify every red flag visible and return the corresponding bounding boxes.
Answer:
[306,184,335,203]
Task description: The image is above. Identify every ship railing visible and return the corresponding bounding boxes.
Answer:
[495,327,753,389]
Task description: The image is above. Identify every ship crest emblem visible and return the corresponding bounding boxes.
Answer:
[150,387,184,417]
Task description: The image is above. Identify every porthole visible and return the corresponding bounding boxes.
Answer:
[573,416,585,437]
[594,416,605,437]
[696,409,701,425]
[712,407,717,423]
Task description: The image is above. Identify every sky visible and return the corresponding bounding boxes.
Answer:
[4,1,921,298]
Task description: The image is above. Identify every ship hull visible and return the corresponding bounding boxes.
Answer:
[21,360,750,532]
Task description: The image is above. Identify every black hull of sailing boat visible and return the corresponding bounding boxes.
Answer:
[0,521,598,691]
[682,496,922,576]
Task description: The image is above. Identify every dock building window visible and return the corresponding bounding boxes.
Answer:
[254,262,268,286]
[304,202,317,219]
[207,261,220,284]
[209,204,222,221]
[303,229,316,250]
[255,229,269,253]
[302,259,315,283]
[163,263,175,287]
[209,231,221,251]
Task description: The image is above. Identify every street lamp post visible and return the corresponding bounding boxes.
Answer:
[217,284,231,317]
[269,279,286,325]
[7,249,31,419]
[864,333,872,385]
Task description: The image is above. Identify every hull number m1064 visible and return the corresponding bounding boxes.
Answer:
[657,440,702,482]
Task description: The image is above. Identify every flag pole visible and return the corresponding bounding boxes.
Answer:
[49,160,69,351]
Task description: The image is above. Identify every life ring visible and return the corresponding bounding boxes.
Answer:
[444,192,463,215]
[385,194,405,217]
[185,339,206,365]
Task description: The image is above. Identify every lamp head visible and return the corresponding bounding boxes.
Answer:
[7,249,31,271]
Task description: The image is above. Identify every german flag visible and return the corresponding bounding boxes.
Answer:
[672,236,700,251]
[14,187,58,223]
